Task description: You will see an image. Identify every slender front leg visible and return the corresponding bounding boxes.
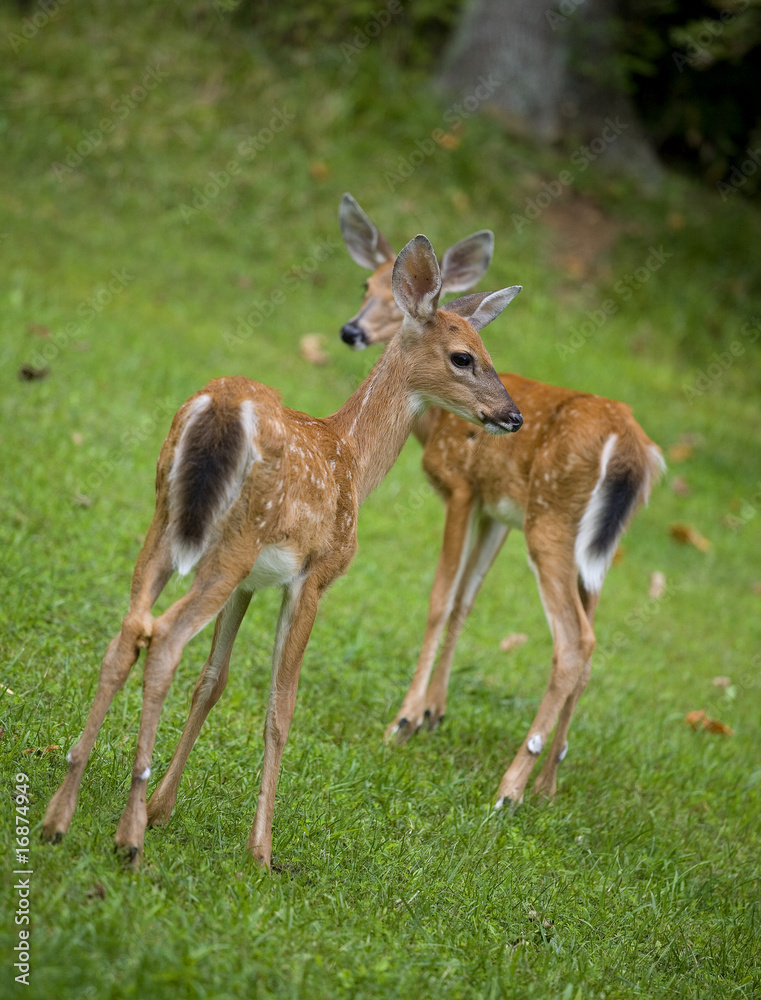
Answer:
[423,516,509,729]
[248,576,321,869]
[385,489,476,743]
[147,585,253,826]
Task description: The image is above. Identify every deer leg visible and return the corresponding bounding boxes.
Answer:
[42,523,173,844]
[423,516,509,729]
[385,488,476,744]
[113,561,250,865]
[248,575,321,869]
[532,585,599,798]
[147,585,253,826]
[495,545,595,808]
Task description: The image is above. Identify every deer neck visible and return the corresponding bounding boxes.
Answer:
[326,337,423,504]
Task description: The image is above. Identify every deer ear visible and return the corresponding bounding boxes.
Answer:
[339,193,395,270]
[444,286,522,332]
[440,230,494,293]
[392,235,443,324]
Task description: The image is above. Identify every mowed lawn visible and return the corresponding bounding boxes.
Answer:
[1,5,760,999]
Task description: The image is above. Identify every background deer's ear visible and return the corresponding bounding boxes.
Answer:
[339,193,395,270]
[444,286,522,332]
[440,230,494,293]
[392,235,443,325]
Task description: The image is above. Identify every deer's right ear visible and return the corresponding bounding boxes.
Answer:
[440,230,494,293]
[339,193,395,270]
[445,286,522,332]
[392,235,442,324]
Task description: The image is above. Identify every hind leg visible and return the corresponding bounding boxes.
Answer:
[113,559,251,865]
[42,520,173,843]
[147,585,253,826]
[495,534,595,808]
[532,585,599,798]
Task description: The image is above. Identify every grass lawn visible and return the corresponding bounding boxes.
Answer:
[1,4,760,998]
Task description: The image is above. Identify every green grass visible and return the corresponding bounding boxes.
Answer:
[1,3,760,998]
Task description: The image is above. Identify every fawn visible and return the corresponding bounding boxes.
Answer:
[42,234,523,868]
[339,194,664,806]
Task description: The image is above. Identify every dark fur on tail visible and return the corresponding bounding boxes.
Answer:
[169,396,255,574]
[576,434,664,593]
[587,468,641,559]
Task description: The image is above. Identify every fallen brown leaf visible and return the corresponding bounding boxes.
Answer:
[435,132,461,150]
[500,632,528,652]
[23,744,60,756]
[18,364,49,381]
[308,161,329,180]
[648,571,666,599]
[668,443,694,463]
[712,676,732,689]
[27,323,51,338]
[685,709,734,735]
[300,334,330,366]
[669,523,711,552]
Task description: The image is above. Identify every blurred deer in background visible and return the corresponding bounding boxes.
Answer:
[339,194,664,807]
[43,234,524,869]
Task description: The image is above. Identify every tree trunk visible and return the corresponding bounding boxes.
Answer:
[438,0,662,186]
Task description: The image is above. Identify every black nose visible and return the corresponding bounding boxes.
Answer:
[340,322,368,348]
[506,410,523,432]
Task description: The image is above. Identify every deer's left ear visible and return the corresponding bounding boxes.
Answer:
[444,286,522,332]
[392,235,443,324]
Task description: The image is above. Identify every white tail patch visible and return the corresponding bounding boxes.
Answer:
[574,433,619,594]
[169,397,259,576]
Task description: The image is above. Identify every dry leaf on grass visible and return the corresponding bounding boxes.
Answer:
[23,744,60,756]
[500,632,528,652]
[713,676,732,689]
[300,334,330,366]
[671,476,691,497]
[648,571,667,599]
[27,323,51,338]
[685,710,734,736]
[668,443,694,462]
[669,523,711,552]
[18,364,49,381]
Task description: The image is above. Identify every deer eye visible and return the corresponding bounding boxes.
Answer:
[450,352,473,369]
